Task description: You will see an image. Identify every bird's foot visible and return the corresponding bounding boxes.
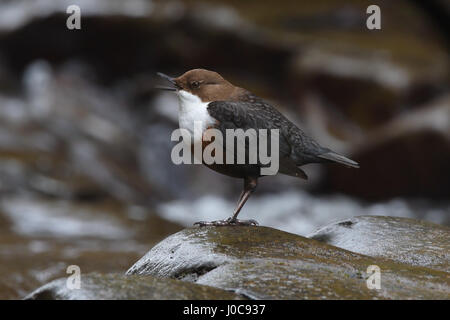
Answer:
[194,217,259,227]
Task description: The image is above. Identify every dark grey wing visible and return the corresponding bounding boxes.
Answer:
[207,100,308,179]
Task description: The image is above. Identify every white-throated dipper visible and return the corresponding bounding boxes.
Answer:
[158,69,359,226]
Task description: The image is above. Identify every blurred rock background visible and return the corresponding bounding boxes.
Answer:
[0,0,448,299]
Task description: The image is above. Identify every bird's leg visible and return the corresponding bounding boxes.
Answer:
[194,177,258,227]
[227,177,258,225]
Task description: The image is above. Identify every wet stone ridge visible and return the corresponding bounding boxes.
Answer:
[126,219,450,300]
[25,273,243,300]
[309,215,450,272]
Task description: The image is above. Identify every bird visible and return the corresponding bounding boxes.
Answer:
[157,69,359,227]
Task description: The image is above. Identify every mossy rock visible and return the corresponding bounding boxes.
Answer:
[309,215,450,272]
[24,273,243,300]
[127,225,450,299]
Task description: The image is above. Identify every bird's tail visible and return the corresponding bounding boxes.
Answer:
[317,152,359,168]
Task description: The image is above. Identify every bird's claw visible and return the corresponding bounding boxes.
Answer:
[194,218,259,227]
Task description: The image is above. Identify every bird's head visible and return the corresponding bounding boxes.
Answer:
[157,69,236,102]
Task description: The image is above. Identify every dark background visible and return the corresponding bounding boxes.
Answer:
[0,0,448,299]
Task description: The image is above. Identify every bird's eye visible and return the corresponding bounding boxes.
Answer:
[191,81,200,89]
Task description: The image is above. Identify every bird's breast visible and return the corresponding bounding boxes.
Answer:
[177,90,217,143]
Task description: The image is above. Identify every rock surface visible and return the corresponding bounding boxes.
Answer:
[0,198,183,299]
[25,272,242,300]
[126,223,450,300]
[309,216,450,273]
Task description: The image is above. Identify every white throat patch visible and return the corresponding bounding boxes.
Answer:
[177,90,216,139]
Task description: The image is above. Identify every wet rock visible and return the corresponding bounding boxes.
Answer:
[25,272,242,300]
[309,215,450,272]
[0,197,182,299]
[127,226,450,299]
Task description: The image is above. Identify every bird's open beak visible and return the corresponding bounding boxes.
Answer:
[156,72,179,91]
